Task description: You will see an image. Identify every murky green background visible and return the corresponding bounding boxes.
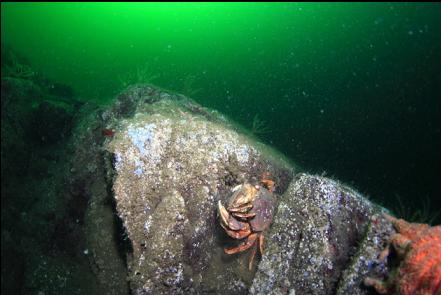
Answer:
[2,2,440,222]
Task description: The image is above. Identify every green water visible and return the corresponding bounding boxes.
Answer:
[2,3,440,221]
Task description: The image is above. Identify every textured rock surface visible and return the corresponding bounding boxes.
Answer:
[250,174,393,294]
[97,84,398,295]
[1,73,103,294]
[0,78,399,294]
[105,85,295,294]
[4,81,396,295]
[68,106,129,295]
[336,213,394,295]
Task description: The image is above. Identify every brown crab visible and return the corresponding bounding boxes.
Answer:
[218,174,276,269]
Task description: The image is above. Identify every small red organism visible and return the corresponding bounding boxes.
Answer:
[364,213,441,295]
[102,128,115,137]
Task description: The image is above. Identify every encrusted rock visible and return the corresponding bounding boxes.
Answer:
[250,174,389,295]
[105,85,294,294]
[76,84,397,294]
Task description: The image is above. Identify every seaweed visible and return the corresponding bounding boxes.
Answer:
[118,65,160,88]
[393,194,440,225]
[251,114,270,136]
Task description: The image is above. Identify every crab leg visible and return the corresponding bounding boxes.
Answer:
[248,242,258,270]
[248,234,264,270]
[261,172,275,192]
[232,212,256,219]
[218,201,230,226]
[225,233,258,254]
[258,234,265,255]
[220,223,251,239]
[218,201,250,230]
[228,203,253,213]
[261,179,275,192]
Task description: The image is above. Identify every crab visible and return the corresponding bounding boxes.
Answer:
[364,213,441,295]
[218,174,276,270]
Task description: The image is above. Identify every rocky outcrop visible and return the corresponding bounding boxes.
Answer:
[250,174,391,294]
[92,84,393,294]
[2,75,395,294]
[105,85,295,294]
[1,73,100,295]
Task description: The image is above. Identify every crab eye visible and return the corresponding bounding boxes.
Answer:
[255,185,260,190]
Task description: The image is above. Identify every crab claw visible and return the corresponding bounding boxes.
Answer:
[220,222,251,239]
[219,199,252,239]
[228,184,258,209]
[218,200,230,227]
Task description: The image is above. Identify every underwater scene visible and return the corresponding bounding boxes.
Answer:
[1,3,440,295]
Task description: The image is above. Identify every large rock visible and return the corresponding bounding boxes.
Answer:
[105,85,295,294]
[1,74,104,294]
[97,84,393,294]
[67,103,130,295]
[250,174,391,294]
[1,77,41,182]
[2,47,398,294]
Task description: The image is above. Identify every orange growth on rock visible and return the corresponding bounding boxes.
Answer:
[364,214,441,295]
